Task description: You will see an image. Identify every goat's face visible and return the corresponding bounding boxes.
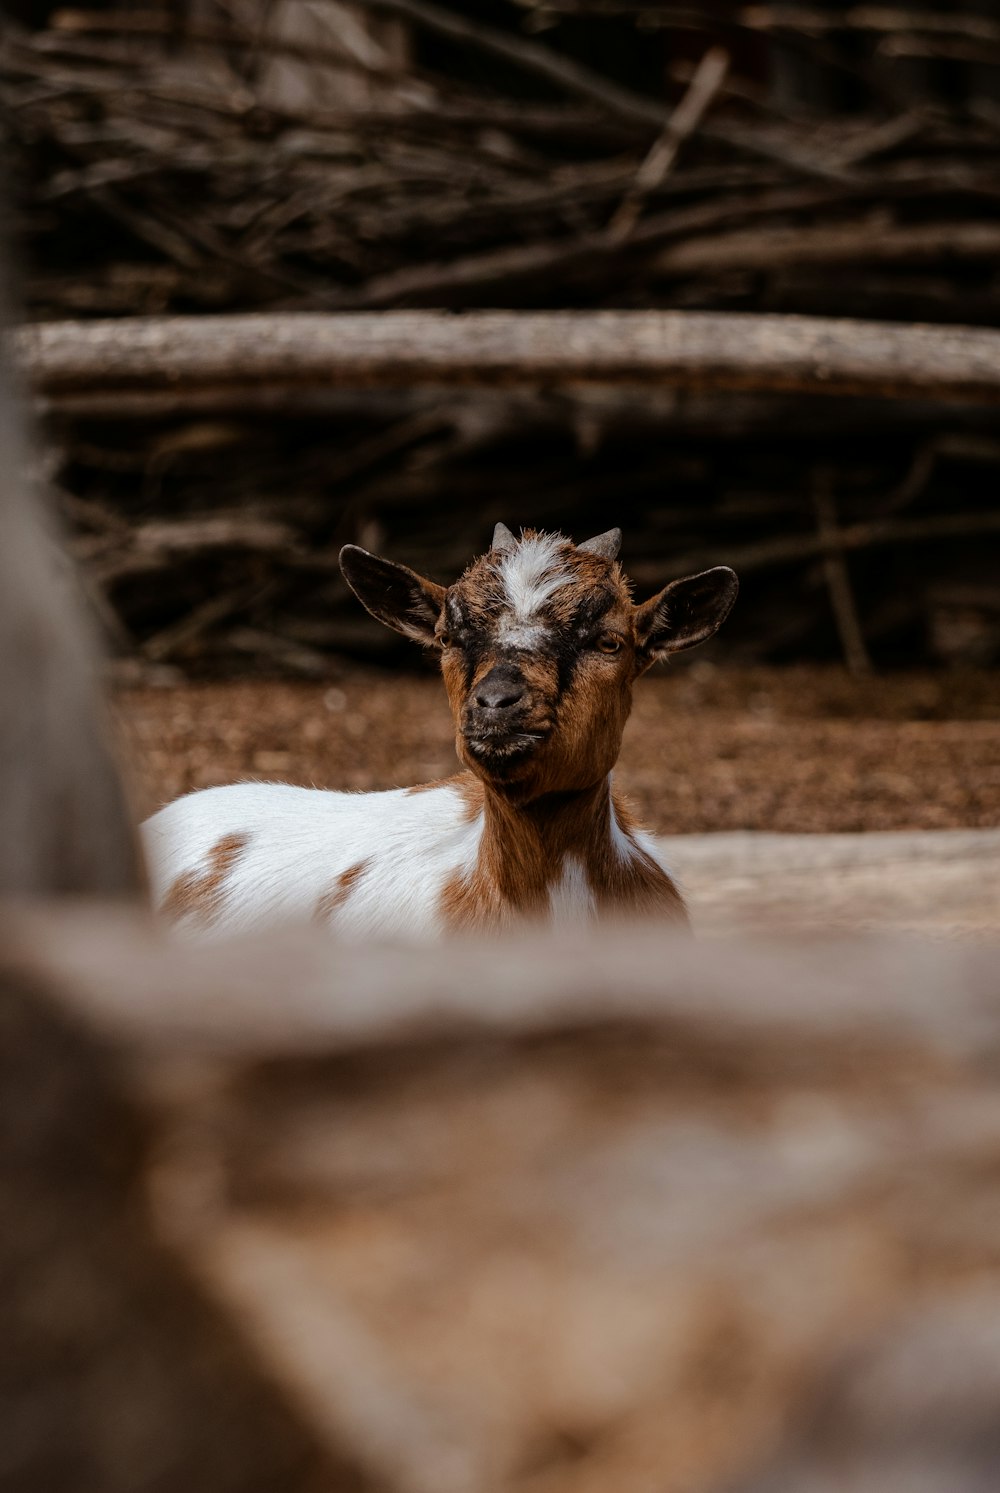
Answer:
[341,526,737,802]
[439,531,639,798]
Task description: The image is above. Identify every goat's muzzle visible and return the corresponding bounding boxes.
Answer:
[461,663,550,772]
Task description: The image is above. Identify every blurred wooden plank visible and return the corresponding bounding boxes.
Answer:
[14,310,1000,408]
[669,827,1000,937]
[0,978,354,1493]
[4,900,1000,1492]
[0,266,138,895]
[3,902,998,1063]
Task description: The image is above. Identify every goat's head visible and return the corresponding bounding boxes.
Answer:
[340,526,737,802]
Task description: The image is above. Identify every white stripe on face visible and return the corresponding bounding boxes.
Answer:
[495,533,571,620]
[495,615,549,649]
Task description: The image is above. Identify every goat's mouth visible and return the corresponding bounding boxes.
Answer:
[461,726,548,766]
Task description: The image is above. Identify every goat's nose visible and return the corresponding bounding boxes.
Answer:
[475,666,526,711]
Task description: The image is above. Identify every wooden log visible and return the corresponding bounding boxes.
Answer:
[0,975,341,1493]
[2,897,998,1061]
[0,265,138,896]
[14,310,1000,407]
[3,901,1000,1493]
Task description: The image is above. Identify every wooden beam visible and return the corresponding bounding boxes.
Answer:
[3,888,998,1061]
[13,310,1000,409]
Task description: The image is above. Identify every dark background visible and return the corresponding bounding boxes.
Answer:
[4,0,1000,673]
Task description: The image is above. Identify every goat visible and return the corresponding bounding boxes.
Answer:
[142,526,737,939]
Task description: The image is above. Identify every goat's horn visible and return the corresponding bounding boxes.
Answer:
[578,527,622,560]
[491,521,517,553]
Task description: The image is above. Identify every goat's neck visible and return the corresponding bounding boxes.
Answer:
[476,775,619,905]
[444,771,686,928]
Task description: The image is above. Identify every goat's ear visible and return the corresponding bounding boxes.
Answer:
[634,567,738,667]
[339,545,445,645]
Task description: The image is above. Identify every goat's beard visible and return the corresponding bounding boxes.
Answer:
[457,725,548,789]
[461,720,627,804]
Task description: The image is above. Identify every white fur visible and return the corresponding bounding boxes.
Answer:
[547,854,596,927]
[634,825,676,881]
[495,532,570,620]
[142,781,483,943]
[609,793,637,864]
[609,785,677,884]
[496,616,548,648]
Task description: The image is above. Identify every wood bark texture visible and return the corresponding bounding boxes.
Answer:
[14,310,1000,407]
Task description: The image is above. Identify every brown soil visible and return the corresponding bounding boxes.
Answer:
[115,664,1000,835]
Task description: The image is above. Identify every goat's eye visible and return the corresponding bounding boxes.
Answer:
[594,635,623,655]
[437,631,453,649]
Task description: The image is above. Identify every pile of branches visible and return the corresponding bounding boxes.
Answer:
[4,1,1000,673]
[5,2,1000,320]
[48,383,1000,677]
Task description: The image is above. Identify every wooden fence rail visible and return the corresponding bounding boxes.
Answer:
[13,310,1000,413]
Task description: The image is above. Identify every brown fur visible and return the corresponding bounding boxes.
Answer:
[442,541,639,804]
[314,858,371,923]
[452,545,628,634]
[441,772,685,933]
[434,538,688,928]
[162,831,249,927]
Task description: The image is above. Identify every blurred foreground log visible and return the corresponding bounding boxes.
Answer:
[15,310,1000,409]
[0,976,344,1493]
[4,904,999,1058]
[4,907,1000,1493]
[0,272,138,893]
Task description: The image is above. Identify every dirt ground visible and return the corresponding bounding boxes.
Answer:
[115,664,1000,834]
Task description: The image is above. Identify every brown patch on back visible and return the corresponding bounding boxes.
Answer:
[314,858,371,924]
[162,831,249,926]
